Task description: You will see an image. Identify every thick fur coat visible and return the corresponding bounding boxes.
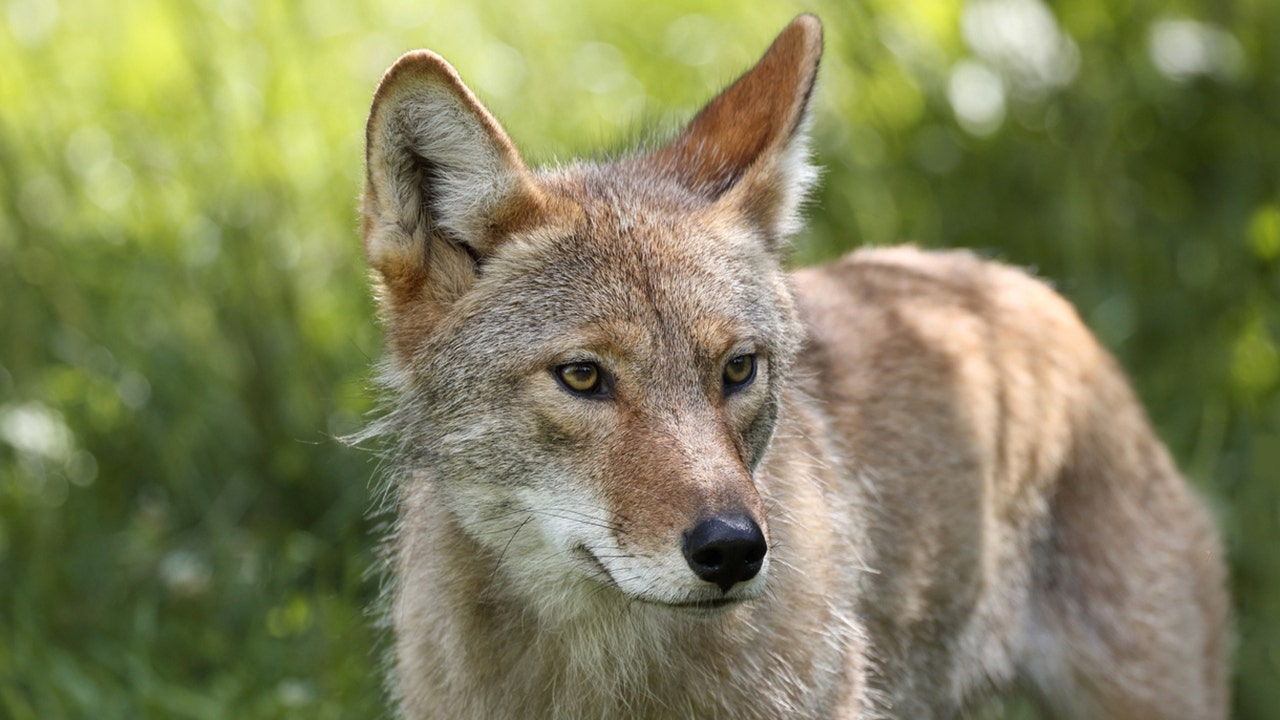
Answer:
[358,15,1230,719]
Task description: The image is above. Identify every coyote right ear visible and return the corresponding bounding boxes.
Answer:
[362,50,545,321]
[651,15,823,243]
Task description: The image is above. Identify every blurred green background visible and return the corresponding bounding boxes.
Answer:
[1,0,1276,717]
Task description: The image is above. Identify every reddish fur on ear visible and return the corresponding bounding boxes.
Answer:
[652,14,823,201]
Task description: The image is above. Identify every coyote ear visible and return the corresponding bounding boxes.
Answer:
[362,50,543,318]
[653,14,822,241]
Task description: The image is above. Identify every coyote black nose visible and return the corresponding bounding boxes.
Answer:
[682,514,767,593]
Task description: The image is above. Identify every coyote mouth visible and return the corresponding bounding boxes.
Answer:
[640,595,746,617]
[573,544,748,613]
[668,597,741,611]
[573,543,619,586]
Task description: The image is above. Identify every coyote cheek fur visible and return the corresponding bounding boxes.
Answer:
[358,14,1230,720]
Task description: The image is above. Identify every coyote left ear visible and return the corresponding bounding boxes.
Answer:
[653,14,823,241]
[362,50,546,327]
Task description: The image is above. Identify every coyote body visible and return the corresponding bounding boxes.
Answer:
[360,15,1230,720]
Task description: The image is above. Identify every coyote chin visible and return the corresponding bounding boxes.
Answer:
[357,14,1230,719]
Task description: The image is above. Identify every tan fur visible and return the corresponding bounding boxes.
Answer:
[359,14,1230,719]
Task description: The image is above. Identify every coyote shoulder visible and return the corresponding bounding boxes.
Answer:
[358,14,1230,719]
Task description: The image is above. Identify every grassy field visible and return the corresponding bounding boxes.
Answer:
[2,0,1277,717]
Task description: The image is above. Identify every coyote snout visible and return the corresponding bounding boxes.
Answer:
[359,13,1230,720]
[596,400,773,603]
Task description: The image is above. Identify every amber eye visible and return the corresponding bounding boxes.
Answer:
[556,362,603,396]
[723,354,757,390]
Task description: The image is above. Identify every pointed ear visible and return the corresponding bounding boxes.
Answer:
[362,50,544,319]
[652,14,823,241]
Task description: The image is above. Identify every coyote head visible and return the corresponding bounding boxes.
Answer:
[363,16,822,618]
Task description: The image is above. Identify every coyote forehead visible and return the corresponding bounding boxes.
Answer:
[471,189,798,357]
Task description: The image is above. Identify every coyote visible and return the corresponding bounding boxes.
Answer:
[358,14,1230,719]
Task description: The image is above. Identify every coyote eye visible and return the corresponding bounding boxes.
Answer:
[555,362,605,396]
[723,354,757,392]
